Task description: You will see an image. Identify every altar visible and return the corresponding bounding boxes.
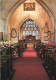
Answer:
[26,35,35,43]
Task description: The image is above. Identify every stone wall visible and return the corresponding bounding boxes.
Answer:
[0,0,56,43]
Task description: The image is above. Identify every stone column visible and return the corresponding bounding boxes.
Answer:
[41,28,44,43]
[18,28,21,40]
[0,19,5,41]
[7,24,11,41]
[54,19,56,42]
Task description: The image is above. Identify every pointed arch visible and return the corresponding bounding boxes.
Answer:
[5,0,54,34]
[16,15,41,40]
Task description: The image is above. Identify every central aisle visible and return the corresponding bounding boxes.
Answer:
[12,47,50,80]
[22,47,37,57]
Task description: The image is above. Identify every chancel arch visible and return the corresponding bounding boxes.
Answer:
[6,0,54,33]
[17,15,41,40]
[20,18,39,40]
[7,0,53,43]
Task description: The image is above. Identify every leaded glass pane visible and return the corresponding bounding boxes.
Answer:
[34,25,35,27]
[22,18,39,39]
[34,28,36,30]
[36,36,38,39]
[26,25,27,27]
[25,28,27,30]
[28,28,30,30]
[29,25,30,27]
[31,28,33,30]
[23,31,25,36]
[36,31,38,35]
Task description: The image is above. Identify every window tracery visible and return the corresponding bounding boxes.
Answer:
[22,18,39,39]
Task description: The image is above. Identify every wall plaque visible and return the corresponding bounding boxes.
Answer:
[11,28,17,38]
[24,3,35,11]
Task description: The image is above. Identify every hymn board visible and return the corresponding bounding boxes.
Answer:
[24,3,35,11]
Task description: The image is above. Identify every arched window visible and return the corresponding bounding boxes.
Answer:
[22,18,39,39]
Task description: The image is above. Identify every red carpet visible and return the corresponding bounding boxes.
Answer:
[23,47,37,57]
[25,47,34,50]
[12,47,50,80]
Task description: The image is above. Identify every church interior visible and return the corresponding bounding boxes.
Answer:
[0,0,56,80]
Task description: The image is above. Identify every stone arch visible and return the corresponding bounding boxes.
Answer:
[5,0,55,42]
[36,0,54,32]
[16,15,41,40]
[5,0,54,34]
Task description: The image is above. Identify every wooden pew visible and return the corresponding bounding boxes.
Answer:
[1,46,13,80]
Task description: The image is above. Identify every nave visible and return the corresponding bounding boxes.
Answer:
[1,42,56,80]
[12,47,49,80]
[0,0,56,80]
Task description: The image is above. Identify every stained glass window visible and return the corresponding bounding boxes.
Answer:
[22,18,39,39]
[31,28,33,30]
[34,28,36,30]
[23,31,25,36]
[36,36,38,39]
[36,31,38,35]
[25,28,27,30]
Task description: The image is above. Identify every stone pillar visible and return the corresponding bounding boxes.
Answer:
[7,24,11,41]
[18,28,21,40]
[0,19,5,41]
[20,29,23,40]
[54,20,56,42]
[41,28,44,43]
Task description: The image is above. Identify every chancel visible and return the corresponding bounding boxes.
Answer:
[0,0,56,80]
